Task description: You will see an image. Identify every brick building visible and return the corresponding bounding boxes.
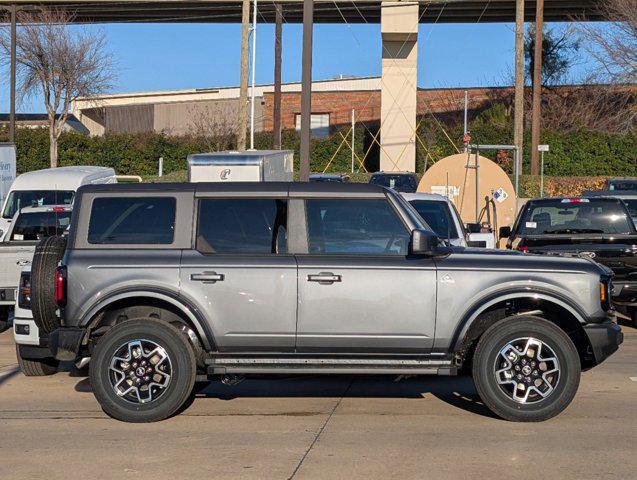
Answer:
[261,85,503,133]
[72,76,507,137]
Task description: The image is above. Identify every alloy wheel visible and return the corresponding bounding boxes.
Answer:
[108,339,172,404]
[493,337,560,404]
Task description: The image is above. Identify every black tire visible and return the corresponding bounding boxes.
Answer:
[472,316,581,422]
[31,236,67,334]
[16,345,59,376]
[0,306,10,333]
[90,318,196,422]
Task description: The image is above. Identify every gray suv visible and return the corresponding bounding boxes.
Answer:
[17,182,622,423]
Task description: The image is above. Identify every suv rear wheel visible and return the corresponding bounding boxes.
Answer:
[90,318,196,422]
[472,316,581,422]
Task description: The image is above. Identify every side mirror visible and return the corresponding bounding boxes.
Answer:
[499,226,512,238]
[410,229,440,256]
[466,223,481,234]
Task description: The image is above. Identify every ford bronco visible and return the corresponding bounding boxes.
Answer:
[16,182,622,422]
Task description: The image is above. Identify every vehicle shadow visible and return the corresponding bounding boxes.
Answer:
[0,367,20,387]
[195,375,496,418]
[617,318,636,330]
[74,374,496,419]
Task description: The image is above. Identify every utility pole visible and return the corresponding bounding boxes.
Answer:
[530,0,544,175]
[273,3,283,150]
[299,0,313,181]
[237,0,250,151]
[9,5,17,144]
[513,0,524,168]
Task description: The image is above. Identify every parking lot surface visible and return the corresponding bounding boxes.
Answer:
[1,324,636,480]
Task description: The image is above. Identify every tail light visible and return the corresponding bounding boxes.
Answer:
[18,272,31,309]
[517,245,529,253]
[54,266,67,308]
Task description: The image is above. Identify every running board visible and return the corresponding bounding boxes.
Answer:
[205,357,456,376]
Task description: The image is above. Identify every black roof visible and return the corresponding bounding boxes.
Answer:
[78,181,388,197]
[527,196,622,203]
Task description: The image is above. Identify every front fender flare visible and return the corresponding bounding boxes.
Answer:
[451,289,588,352]
[78,288,214,350]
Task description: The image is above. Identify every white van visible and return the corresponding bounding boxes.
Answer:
[0,166,116,239]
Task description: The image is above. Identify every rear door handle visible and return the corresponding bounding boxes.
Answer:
[190,272,225,283]
[307,272,341,284]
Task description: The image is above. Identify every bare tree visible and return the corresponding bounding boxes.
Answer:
[0,8,115,167]
[578,0,637,84]
[187,104,236,152]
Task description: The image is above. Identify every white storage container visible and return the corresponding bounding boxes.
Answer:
[187,150,294,183]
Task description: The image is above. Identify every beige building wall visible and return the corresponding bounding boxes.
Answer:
[153,99,263,136]
[380,1,418,172]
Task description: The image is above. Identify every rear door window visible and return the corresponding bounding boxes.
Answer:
[88,197,176,244]
[197,198,288,254]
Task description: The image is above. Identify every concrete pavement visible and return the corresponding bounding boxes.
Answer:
[1,323,635,480]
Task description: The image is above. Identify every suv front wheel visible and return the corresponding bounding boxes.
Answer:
[472,316,581,422]
[90,318,196,422]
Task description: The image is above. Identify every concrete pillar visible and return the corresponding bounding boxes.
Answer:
[380,1,418,172]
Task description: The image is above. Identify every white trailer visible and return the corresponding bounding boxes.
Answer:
[187,150,294,183]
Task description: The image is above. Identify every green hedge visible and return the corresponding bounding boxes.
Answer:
[1,117,635,177]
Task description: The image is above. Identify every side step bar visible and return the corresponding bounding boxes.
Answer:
[205,357,456,376]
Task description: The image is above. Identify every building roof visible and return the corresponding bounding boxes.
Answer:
[73,76,383,109]
[0,1,605,23]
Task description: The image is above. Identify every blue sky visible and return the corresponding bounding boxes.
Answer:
[1,21,597,113]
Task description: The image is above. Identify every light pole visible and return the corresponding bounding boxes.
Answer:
[249,0,258,150]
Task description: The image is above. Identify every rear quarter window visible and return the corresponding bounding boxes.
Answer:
[87,197,176,244]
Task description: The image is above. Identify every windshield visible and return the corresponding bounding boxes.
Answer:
[517,199,633,235]
[10,211,72,241]
[370,174,417,192]
[2,190,74,219]
[621,199,637,219]
[408,200,459,239]
[609,180,637,191]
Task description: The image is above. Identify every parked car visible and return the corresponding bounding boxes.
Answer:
[369,171,418,193]
[18,182,621,423]
[0,206,72,333]
[501,196,637,326]
[401,193,493,247]
[0,166,116,240]
[309,174,350,183]
[605,178,637,192]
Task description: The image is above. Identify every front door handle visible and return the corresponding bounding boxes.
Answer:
[190,272,225,283]
[307,272,342,284]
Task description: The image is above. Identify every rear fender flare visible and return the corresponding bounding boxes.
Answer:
[79,289,214,350]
